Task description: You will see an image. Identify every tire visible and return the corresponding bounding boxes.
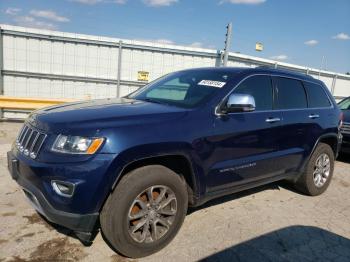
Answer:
[295,143,335,196]
[100,165,188,258]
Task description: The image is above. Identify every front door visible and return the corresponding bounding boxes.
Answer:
[206,75,284,193]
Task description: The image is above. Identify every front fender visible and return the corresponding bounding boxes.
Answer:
[100,142,205,208]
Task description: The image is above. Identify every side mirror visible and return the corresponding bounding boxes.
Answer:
[224,93,256,113]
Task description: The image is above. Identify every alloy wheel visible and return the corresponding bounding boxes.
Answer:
[127,185,177,243]
[313,153,331,188]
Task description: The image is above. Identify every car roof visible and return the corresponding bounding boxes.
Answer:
[182,66,318,83]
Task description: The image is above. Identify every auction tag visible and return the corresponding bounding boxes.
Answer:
[198,80,226,88]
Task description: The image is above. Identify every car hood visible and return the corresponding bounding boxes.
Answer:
[28,98,189,133]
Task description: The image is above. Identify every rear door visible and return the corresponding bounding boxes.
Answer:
[303,81,333,151]
[272,76,309,173]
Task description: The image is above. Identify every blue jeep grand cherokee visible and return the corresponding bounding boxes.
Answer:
[7,67,342,258]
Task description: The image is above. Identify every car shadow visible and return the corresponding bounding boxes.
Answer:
[200,225,350,262]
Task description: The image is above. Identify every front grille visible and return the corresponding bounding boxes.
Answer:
[341,122,350,135]
[16,125,47,159]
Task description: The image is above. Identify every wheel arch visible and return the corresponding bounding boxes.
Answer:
[111,154,199,206]
[295,132,339,182]
[313,133,339,156]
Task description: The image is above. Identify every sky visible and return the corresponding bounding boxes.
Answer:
[0,0,349,73]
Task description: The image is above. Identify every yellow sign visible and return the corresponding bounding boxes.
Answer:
[255,42,263,51]
[138,71,149,81]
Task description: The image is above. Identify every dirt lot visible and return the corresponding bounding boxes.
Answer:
[0,121,350,262]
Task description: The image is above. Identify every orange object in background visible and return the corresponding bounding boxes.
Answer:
[0,96,77,110]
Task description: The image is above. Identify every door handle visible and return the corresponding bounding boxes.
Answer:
[265,117,281,123]
[309,114,320,119]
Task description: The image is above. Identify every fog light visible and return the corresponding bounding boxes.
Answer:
[51,181,75,197]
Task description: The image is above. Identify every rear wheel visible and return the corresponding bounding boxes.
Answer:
[295,143,334,196]
[100,165,188,258]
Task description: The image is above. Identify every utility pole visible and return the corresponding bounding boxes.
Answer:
[116,40,122,98]
[222,23,232,67]
[318,55,325,79]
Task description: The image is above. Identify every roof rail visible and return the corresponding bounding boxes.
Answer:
[256,65,314,79]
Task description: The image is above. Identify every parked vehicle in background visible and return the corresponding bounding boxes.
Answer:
[338,97,350,153]
[7,67,342,258]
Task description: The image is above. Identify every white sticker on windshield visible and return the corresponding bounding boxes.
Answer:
[198,80,226,88]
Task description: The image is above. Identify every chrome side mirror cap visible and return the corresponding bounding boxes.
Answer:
[224,93,256,113]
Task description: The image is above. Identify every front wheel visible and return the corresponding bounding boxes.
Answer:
[295,143,335,196]
[100,165,188,258]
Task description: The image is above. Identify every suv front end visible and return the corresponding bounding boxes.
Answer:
[7,121,116,239]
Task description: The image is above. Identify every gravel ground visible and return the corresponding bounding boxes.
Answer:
[0,121,350,262]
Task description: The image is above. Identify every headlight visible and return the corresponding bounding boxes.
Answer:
[52,135,104,154]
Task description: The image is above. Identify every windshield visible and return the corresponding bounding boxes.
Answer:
[129,70,236,108]
[338,97,350,110]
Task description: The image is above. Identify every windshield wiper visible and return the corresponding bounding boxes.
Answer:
[142,98,165,105]
[139,98,184,108]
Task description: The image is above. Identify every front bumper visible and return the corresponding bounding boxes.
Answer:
[7,149,116,233]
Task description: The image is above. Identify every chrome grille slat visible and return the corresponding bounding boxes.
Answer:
[19,126,29,145]
[16,126,26,143]
[24,130,34,149]
[21,130,32,152]
[16,124,47,159]
[33,134,47,157]
[29,132,40,152]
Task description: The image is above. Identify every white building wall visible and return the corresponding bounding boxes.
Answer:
[308,74,334,91]
[3,34,120,80]
[335,78,350,97]
[1,24,349,103]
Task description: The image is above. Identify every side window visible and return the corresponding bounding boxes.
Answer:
[275,77,307,109]
[233,75,273,111]
[304,82,331,108]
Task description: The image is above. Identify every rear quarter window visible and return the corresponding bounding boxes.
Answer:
[304,82,331,108]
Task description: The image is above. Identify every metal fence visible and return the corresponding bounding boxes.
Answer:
[1,24,350,118]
